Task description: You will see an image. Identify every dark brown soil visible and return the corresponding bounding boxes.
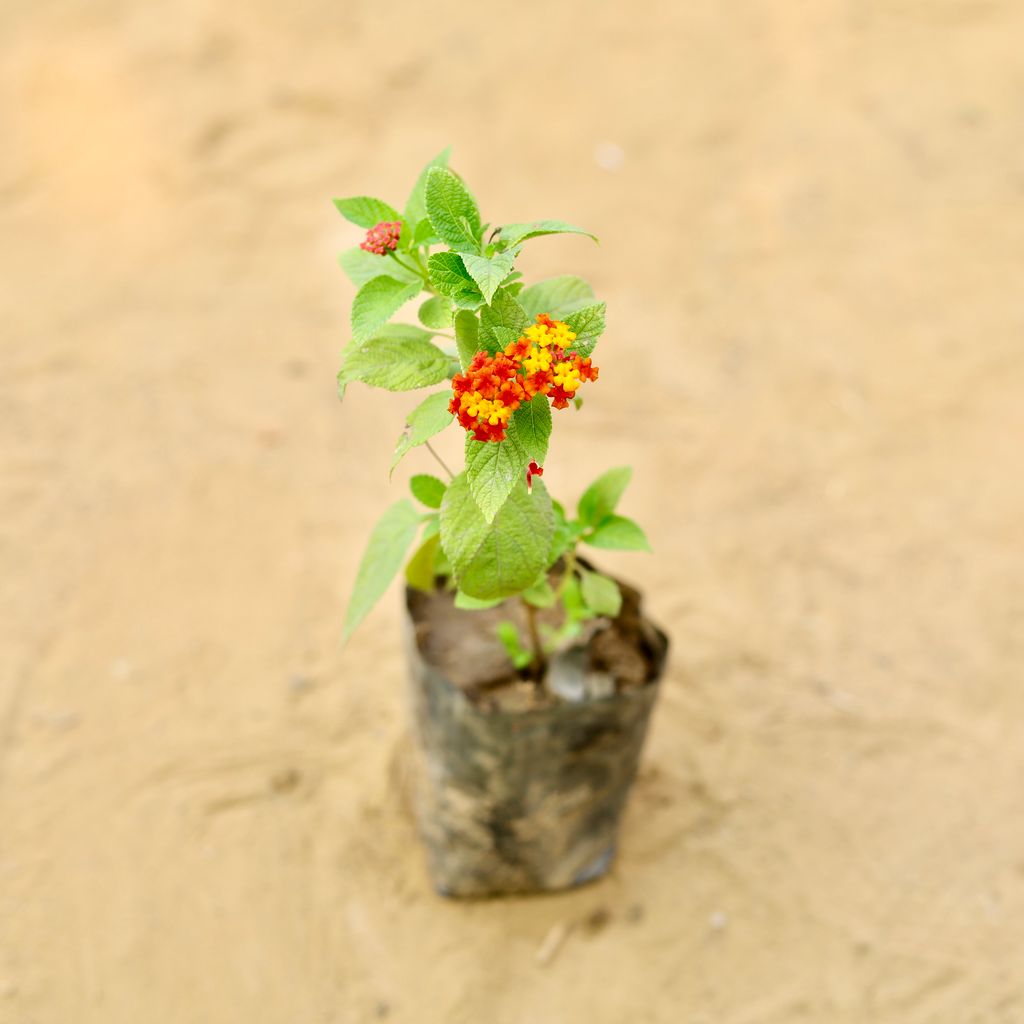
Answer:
[405,570,668,708]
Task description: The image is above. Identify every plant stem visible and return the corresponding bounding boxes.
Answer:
[389,252,427,283]
[424,439,454,480]
[522,598,547,682]
[555,548,578,599]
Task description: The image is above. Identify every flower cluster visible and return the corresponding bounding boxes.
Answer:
[449,351,524,442]
[449,314,599,442]
[360,221,401,255]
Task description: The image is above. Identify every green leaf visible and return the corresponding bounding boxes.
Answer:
[390,391,454,474]
[340,335,450,392]
[522,578,556,608]
[419,295,453,329]
[479,290,528,350]
[578,466,632,526]
[460,251,516,305]
[439,474,554,600]
[564,302,606,356]
[404,147,452,228]
[374,323,439,343]
[519,275,594,319]
[412,218,439,246]
[495,621,533,669]
[343,500,422,641]
[586,514,652,552]
[453,310,479,371]
[579,569,622,618]
[497,220,598,248]
[427,252,484,308]
[333,196,402,229]
[454,591,503,610]
[511,394,551,463]
[548,500,576,564]
[351,276,421,343]
[339,249,419,288]
[425,167,481,253]
[561,572,587,620]
[465,425,529,524]
[409,473,446,509]
[405,532,440,592]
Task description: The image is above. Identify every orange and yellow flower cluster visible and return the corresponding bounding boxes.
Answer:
[449,313,599,442]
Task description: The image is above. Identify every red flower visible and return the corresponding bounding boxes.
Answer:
[525,461,544,493]
[360,221,401,255]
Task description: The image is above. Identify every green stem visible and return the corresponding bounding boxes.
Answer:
[555,548,578,599]
[389,251,427,283]
[424,439,454,481]
[522,598,547,682]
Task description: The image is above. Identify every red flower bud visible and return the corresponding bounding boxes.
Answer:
[359,220,402,255]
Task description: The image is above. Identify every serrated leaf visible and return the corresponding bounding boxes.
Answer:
[427,252,484,308]
[564,302,606,356]
[343,500,422,641]
[579,569,622,617]
[511,394,551,463]
[405,532,441,592]
[340,335,450,391]
[453,310,480,371]
[439,474,554,600]
[425,167,481,253]
[351,276,421,343]
[479,290,528,350]
[454,591,504,610]
[460,251,516,305]
[338,249,419,288]
[465,425,529,523]
[497,220,598,248]
[390,391,454,474]
[578,466,632,526]
[586,514,652,552]
[419,295,453,329]
[404,147,452,228]
[333,196,402,229]
[409,473,446,509]
[519,275,595,319]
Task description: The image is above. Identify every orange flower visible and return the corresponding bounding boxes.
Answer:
[451,314,598,440]
[449,352,526,442]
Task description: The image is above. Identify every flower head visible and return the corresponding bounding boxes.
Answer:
[450,313,598,441]
[360,221,401,255]
[525,461,544,493]
[449,352,527,442]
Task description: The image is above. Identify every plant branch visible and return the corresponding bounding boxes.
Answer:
[424,439,454,480]
[388,252,427,283]
[522,598,547,682]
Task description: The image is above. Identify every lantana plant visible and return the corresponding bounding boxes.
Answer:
[337,149,651,675]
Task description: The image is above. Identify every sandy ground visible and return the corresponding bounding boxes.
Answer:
[2,2,1024,1021]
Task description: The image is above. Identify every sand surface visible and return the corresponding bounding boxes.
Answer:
[2,2,1023,1021]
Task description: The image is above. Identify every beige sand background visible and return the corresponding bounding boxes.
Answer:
[2,2,1023,1021]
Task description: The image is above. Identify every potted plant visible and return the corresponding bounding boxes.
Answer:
[335,150,669,897]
